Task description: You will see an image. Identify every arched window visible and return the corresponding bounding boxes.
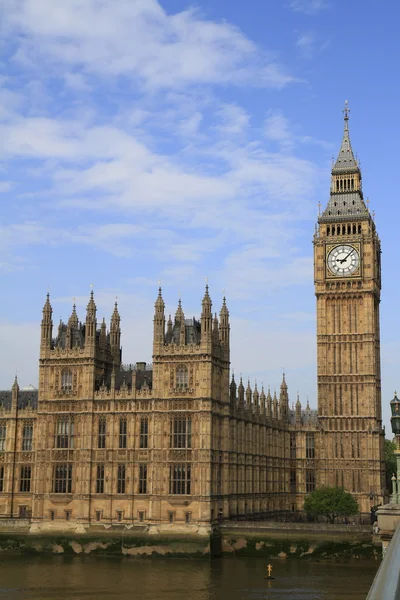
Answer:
[176,366,188,389]
[327,226,330,236]
[61,370,73,392]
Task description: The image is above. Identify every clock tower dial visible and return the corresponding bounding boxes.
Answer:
[327,244,360,276]
[313,102,384,513]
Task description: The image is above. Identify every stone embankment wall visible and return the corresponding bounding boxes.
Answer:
[0,521,381,560]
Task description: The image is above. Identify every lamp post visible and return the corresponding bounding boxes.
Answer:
[390,392,400,504]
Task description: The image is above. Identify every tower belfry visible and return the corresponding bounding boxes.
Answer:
[314,102,385,511]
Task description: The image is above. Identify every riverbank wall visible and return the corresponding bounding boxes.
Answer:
[0,521,381,560]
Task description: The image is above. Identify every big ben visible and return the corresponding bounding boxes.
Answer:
[314,102,385,512]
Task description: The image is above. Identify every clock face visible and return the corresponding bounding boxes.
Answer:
[327,244,360,276]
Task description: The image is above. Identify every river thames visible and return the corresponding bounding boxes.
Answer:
[0,555,379,600]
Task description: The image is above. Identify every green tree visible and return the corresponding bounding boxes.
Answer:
[303,487,359,524]
[384,439,397,492]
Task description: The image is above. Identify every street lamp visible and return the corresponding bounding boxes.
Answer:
[390,392,400,504]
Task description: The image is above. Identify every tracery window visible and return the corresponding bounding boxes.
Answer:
[0,467,4,492]
[140,418,148,449]
[20,466,31,492]
[139,464,147,494]
[117,465,126,494]
[61,370,73,392]
[22,422,33,451]
[169,464,191,495]
[98,417,106,449]
[170,417,191,449]
[55,417,74,449]
[0,423,6,451]
[306,470,315,493]
[119,417,127,449]
[96,465,104,494]
[176,366,188,389]
[290,433,296,459]
[53,464,72,493]
[306,433,315,459]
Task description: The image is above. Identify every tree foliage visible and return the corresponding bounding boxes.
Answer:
[303,486,359,524]
[384,439,397,492]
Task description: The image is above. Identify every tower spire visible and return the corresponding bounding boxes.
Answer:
[320,102,368,222]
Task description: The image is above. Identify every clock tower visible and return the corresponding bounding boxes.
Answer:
[314,102,385,511]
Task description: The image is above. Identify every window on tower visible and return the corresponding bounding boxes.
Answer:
[0,423,6,451]
[306,433,315,459]
[170,417,191,449]
[61,370,73,392]
[176,366,188,389]
[55,417,74,449]
[22,422,33,451]
[98,417,106,449]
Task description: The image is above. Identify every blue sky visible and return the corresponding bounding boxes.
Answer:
[1,0,399,431]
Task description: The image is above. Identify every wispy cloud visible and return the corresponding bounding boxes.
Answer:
[4,0,296,91]
[290,0,329,15]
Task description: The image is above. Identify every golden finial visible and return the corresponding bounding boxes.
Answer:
[318,201,321,216]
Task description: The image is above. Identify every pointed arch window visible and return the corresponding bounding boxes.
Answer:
[61,370,73,392]
[176,366,188,389]
[55,417,74,449]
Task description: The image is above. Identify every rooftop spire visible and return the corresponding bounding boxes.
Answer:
[320,102,369,222]
[332,100,358,174]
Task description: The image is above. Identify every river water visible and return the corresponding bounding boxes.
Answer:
[0,556,378,600]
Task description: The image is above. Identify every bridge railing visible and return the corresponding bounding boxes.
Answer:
[366,524,400,599]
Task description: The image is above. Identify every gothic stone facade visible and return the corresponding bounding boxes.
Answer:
[0,108,385,533]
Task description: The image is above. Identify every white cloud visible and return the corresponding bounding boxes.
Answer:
[296,32,316,58]
[4,0,296,91]
[290,0,329,15]
[215,104,250,136]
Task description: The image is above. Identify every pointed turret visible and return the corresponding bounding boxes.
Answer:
[238,377,245,411]
[212,313,219,344]
[230,373,237,407]
[153,287,165,349]
[85,289,97,347]
[68,303,79,329]
[320,101,368,222]
[100,317,107,348]
[11,374,19,412]
[253,382,260,413]
[266,387,272,419]
[41,293,53,350]
[201,284,212,346]
[296,393,302,424]
[174,299,185,345]
[272,390,279,419]
[166,314,173,344]
[219,296,230,352]
[110,300,121,365]
[260,385,266,417]
[246,380,252,411]
[279,372,289,422]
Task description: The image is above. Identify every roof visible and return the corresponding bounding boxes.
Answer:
[0,390,38,411]
[320,191,369,222]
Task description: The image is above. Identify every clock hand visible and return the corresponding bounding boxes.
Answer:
[338,249,355,264]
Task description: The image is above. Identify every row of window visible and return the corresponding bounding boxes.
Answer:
[0,423,34,452]
[290,469,316,493]
[98,417,192,450]
[0,417,193,452]
[60,366,190,393]
[289,433,315,460]
[0,463,191,495]
[326,223,362,236]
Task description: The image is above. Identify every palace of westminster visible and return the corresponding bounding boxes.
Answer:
[0,105,386,533]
